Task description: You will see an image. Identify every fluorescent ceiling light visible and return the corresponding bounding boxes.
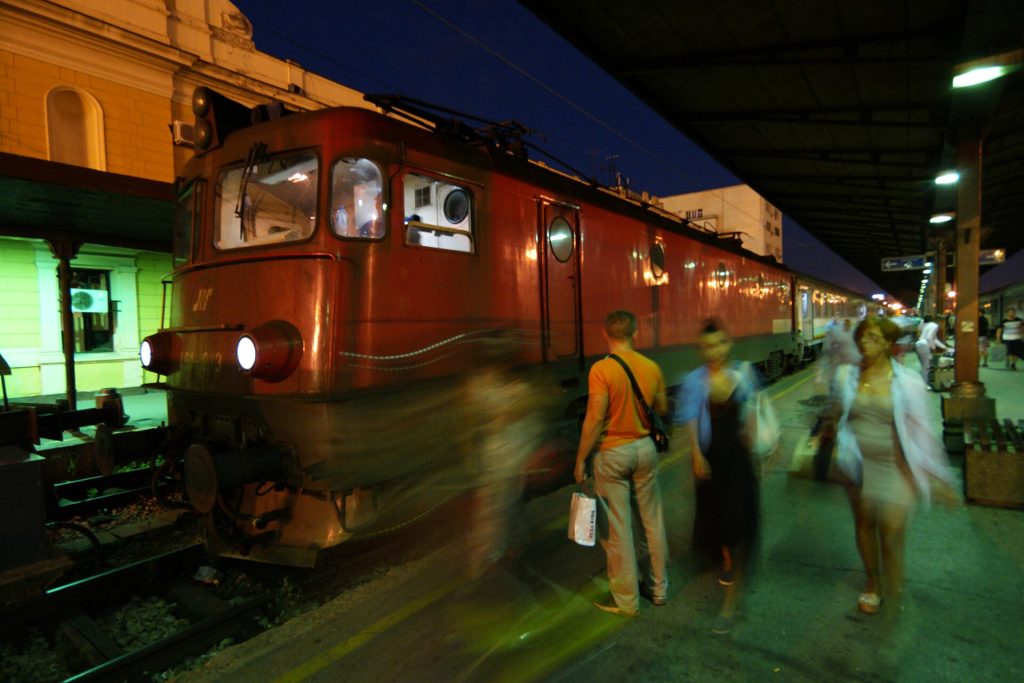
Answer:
[953,66,1008,88]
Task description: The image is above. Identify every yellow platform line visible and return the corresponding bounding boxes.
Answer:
[274,579,461,683]
[278,370,820,678]
[768,368,816,402]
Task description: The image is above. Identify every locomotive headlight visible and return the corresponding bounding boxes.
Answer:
[140,340,154,367]
[236,336,257,371]
[235,320,303,382]
[139,331,182,376]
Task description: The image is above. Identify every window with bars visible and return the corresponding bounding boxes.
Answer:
[64,268,114,352]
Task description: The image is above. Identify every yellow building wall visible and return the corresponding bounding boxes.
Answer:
[0,239,41,397]
[0,48,173,182]
[0,239,41,348]
[1,42,175,398]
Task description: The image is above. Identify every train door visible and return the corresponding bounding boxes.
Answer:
[799,285,813,346]
[538,198,581,364]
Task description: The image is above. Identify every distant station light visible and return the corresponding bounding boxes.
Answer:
[980,248,1006,265]
[934,171,960,185]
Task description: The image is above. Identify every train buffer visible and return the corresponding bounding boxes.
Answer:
[962,418,1024,509]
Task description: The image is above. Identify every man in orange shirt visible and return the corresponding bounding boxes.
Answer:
[574,310,670,616]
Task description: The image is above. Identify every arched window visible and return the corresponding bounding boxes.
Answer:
[46,86,106,170]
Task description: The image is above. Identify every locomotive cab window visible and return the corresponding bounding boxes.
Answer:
[214,151,318,250]
[403,173,473,252]
[330,158,386,239]
[174,179,202,266]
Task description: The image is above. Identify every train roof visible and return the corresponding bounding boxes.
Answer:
[193,91,845,285]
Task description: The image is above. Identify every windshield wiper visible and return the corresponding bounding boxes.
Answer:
[235,142,267,238]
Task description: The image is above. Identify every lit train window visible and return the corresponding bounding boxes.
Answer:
[650,242,665,278]
[548,217,573,262]
[214,151,318,250]
[403,173,473,252]
[330,158,385,239]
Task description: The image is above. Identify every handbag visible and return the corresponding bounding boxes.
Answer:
[740,363,780,458]
[608,354,670,452]
[789,417,845,484]
[567,485,597,546]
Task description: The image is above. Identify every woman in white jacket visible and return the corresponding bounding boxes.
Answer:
[832,316,957,615]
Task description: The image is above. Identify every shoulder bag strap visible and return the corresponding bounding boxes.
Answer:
[608,354,655,428]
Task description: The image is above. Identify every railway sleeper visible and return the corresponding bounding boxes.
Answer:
[60,611,124,667]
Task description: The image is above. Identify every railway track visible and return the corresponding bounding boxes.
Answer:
[1,544,274,683]
[51,465,180,521]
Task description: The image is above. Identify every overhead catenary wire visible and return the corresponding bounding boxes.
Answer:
[242,0,843,280]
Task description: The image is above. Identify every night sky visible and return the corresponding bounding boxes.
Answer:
[230,0,1017,299]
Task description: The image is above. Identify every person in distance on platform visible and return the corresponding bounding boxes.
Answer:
[978,313,991,368]
[831,316,958,616]
[914,316,948,388]
[677,318,764,635]
[574,310,670,617]
[996,308,1022,371]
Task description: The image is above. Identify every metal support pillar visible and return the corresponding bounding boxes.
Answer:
[950,126,986,403]
[48,239,82,408]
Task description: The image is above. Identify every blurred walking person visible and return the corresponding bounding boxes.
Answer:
[462,336,547,579]
[832,317,957,615]
[677,319,763,634]
[575,310,669,617]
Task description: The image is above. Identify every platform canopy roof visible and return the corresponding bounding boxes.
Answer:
[522,0,1024,304]
[0,153,174,253]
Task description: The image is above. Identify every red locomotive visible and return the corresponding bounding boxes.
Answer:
[141,88,865,565]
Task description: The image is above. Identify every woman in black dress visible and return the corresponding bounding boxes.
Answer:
[679,319,760,634]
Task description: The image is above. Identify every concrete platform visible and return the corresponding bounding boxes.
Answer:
[169,358,1023,683]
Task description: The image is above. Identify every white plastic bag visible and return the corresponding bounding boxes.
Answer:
[741,362,781,458]
[751,390,781,457]
[567,487,597,547]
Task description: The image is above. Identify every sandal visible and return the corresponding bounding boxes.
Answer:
[718,569,735,586]
[857,592,881,614]
[711,614,734,635]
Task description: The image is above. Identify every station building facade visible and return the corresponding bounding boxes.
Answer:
[0,0,367,399]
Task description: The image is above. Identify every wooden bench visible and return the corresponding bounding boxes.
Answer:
[964,418,1024,508]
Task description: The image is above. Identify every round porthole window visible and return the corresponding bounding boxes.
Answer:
[715,261,730,289]
[650,242,666,278]
[549,217,573,262]
[443,188,470,224]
